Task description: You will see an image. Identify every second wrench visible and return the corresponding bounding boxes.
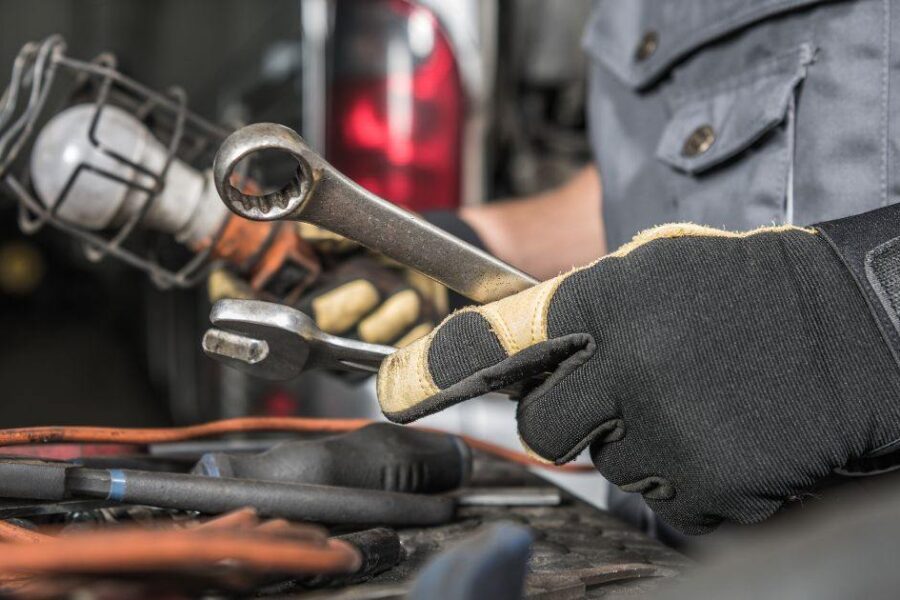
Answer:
[203,299,392,380]
[203,299,537,394]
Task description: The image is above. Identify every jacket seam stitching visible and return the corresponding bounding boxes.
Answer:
[667,43,814,106]
[589,0,829,87]
[882,0,891,207]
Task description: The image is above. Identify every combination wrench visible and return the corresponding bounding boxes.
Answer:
[206,123,539,384]
[212,123,537,304]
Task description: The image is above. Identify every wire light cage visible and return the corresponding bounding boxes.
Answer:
[0,35,234,288]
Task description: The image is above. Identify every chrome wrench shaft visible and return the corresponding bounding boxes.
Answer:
[212,123,537,304]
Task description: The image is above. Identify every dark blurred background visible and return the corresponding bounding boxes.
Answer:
[0,0,591,427]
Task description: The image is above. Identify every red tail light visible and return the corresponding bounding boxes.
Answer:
[328,0,462,211]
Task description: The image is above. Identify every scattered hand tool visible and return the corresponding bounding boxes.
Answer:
[213,122,537,304]
[306,527,401,588]
[163,509,402,587]
[207,123,543,385]
[0,498,114,520]
[0,459,455,526]
[203,298,541,392]
[192,422,470,494]
[203,298,392,379]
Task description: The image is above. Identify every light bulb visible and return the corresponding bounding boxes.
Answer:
[29,103,227,246]
[28,104,322,297]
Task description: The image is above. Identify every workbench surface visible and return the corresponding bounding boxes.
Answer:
[304,454,691,599]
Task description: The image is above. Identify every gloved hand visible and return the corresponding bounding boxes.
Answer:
[295,253,446,347]
[377,219,900,534]
[208,223,448,347]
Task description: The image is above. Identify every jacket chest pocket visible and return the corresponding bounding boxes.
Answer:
[656,45,814,226]
[584,0,837,232]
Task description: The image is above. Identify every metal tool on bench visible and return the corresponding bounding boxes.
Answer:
[212,122,538,304]
[0,459,455,526]
[192,422,471,494]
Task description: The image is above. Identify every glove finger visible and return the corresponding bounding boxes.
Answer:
[379,311,507,422]
[516,359,619,465]
[207,268,257,302]
[378,277,589,423]
[405,270,449,317]
[310,279,380,334]
[589,434,704,533]
[296,222,359,255]
[589,431,674,500]
[358,289,422,344]
[379,315,593,425]
[395,322,434,348]
[643,471,787,535]
[590,432,785,535]
[379,327,594,425]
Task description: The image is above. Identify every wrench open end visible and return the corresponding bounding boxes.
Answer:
[204,299,313,380]
[205,299,395,380]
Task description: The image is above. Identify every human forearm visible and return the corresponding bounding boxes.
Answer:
[459,165,605,280]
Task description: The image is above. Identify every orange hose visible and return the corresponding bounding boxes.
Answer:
[192,506,262,530]
[191,508,329,543]
[0,521,49,544]
[0,529,360,576]
[0,417,595,473]
[0,417,372,445]
[0,511,358,594]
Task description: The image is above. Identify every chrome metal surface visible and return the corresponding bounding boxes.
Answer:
[456,487,563,507]
[213,122,538,304]
[205,298,536,395]
[204,299,394,380]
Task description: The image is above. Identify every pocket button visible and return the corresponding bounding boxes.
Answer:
[635,30,659,62]
[682,125,716,157]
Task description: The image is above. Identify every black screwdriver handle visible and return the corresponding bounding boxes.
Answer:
[192,423,471,494]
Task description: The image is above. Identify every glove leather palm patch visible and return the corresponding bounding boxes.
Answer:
[378,223,900,534]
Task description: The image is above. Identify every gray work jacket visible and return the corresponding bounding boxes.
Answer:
[585,0,895,249]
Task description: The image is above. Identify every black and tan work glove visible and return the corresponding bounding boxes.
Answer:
[296,222,448,346]
[377,205,900,534]
[209,223,448,347]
